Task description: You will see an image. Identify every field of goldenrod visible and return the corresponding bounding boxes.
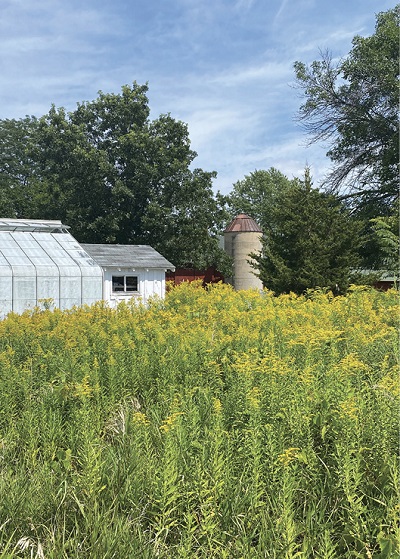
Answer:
[0,282,398,558]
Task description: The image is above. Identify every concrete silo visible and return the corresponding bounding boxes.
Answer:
[224,214,263,291]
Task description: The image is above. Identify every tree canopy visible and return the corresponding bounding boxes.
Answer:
[224,168,294,231]
[294,5,399,211]
[0,83,230,273]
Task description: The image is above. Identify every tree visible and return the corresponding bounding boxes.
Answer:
[0,83,230,272]
[369,212,399,281]
[0,116,41,218]
[294,6,399,211]
[142,167,232,274]
[225,168,294,230]
[253,169,362,295]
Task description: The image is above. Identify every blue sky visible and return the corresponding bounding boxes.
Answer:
[1,0,395,194]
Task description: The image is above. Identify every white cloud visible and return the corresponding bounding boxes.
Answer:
[234,0,256,11]
[210,60,292,87]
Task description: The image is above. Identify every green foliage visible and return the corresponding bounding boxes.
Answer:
[224,167,294,229]
[370,214,399,275]
[254,168,362,294]
[0,116,40,218]
[0,83,229,272]
[294,5,399,209]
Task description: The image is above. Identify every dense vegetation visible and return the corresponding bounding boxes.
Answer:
[0,283,398,558]
[247,168,363,295]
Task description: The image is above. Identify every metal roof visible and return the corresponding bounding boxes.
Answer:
[81,244,175,270]
[225,214,262,233]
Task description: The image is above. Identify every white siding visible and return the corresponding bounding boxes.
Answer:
[103,268,166,307]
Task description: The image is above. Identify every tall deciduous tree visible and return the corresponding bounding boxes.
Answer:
[294,6,399,211]
[253,169,362,295]
[225,168,294,230]
[0,83,230,272]
[0,116,40,218]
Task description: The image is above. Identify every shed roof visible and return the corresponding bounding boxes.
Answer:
[81,244,175,270]
[225,214,262,233]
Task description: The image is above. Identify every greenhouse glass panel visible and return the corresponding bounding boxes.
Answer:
[12,263,35,277]
[34,262,60,277]
[37,277,59,302]
[0,300,12,318]
[13,298,36,314]
[3,253,32,265]
[13,275,36,300]
[60,276,82,300]
[0,265,12,315]
[82,276,103,301]
[59,298,81,310]
[13,239,37,249]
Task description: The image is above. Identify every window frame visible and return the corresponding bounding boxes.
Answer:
[111,274,139,294]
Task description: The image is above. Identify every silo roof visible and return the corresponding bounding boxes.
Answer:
[225,214,262,233]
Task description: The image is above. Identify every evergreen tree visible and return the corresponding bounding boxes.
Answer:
[254,169,362,294]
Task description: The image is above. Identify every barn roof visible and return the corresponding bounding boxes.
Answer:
[81,244,175,270]
[225,214,262,233]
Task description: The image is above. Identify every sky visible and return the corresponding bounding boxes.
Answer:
[1,0,396,195]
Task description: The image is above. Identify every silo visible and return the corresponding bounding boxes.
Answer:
[224,214,263,290]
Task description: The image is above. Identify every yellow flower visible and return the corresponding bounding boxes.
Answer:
[247,387,261,410]
[72,375,94,398]
[160,412,184,433]
[132,412,149,425]
[278,447,300,466]
[338,397,358,420]
[213,398,222,414]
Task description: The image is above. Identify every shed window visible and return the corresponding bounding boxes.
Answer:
[112,275,138,293]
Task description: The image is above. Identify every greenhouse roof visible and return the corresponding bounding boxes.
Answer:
[0,219,70,233]
[0,229,100,272]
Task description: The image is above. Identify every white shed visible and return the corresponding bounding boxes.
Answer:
[80,244,175,307]
[0,219,103,317]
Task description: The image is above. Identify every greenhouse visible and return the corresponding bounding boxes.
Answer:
[0,219,103,317]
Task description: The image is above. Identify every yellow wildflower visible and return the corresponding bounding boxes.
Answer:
[247,387,261,410]
[132,412,149,425]
[213,398,222,414]
[278,447,300,466]
[160,412,185,433]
